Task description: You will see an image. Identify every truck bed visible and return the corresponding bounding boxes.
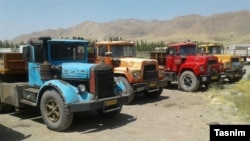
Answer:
[0,53,28,82]
[150,51,166,66]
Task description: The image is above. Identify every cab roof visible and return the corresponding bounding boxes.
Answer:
[95,41,135,46]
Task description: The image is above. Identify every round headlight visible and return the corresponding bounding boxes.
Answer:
[78,84,86,93]
[224,62,231,69]
[133,72,140,79]
[159,70,164,76]
[199,66,205,72]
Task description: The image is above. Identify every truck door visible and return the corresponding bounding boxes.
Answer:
[95,45,107,64]
[166,47,179,72]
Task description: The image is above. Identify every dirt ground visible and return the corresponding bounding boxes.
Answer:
[1,65,250,141]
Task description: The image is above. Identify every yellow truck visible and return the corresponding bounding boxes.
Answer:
[89,41,167,103]
[197,43,246,83]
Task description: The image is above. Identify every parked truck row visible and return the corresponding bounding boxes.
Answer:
[0,37,246,131]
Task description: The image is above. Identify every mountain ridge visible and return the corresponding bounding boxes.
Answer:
[12,10,250,44]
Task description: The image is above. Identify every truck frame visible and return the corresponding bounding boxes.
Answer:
[89,41,167,103]
[0,37,130,131]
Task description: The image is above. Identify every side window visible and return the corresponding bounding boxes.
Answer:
[166,47,175,55]
[97,45,107,56]
[77,46,85,59]
[34,44,44,63]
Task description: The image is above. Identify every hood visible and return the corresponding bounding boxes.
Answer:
[215,54,239,62]
[61,63,95,79]
[185,54,218,64]
[118,57,158,69]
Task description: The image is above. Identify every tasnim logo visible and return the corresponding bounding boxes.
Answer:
[210,125,250,141]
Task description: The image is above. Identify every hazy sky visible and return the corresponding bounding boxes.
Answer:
[0,0,249,40]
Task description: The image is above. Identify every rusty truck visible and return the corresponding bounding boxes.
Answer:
[0,37,131,131]
[89,41,167,103]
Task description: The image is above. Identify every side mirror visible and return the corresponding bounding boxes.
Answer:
[22,46,30,61]
[22,46,33,62]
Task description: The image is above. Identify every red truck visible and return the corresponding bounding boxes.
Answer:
[151,42,225,92]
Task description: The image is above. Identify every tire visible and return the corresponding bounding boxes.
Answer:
[179,71,200,92]
[40,90,73,131]
[144,87,163,98]
[118,76,135,104]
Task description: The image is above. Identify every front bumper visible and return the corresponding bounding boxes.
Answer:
[225,68,246,79]
[68,95,129,112]
[132,78,168,92]
[199,73,226,83]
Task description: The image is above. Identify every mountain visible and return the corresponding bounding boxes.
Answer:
[12,10,250,44]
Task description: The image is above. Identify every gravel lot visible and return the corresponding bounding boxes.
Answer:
[1,65,250,141]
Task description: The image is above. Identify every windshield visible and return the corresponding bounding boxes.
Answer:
[50,42,86,61]
[110,45,136,57]
[208,46,222,54]
[180,45,196,55]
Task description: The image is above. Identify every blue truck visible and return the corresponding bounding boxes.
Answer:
[0,36,130,131]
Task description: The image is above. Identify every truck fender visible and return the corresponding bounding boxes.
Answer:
[114,77,127,95]
[38,80,80,104]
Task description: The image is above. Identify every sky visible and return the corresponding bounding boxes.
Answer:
[0,0,249,40]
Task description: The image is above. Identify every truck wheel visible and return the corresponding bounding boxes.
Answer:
[118,76,135,104]
[144,87,163,98]
[179,71,200,92]
[40,90,73,131]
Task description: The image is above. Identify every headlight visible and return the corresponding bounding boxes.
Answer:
[133,72,140,79]
[219,64,223,70]
[158,69,164,76]
[78,84,86,93]
[224,62,231,69]
[199,66,205,72]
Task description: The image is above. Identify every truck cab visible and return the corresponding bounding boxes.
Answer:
[198,43,246,83]
[0,37,130,131]
[90,41,167,103]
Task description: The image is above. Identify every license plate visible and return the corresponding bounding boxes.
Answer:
[202,76,207,81]
[149,81,157,88]
[212,76,218,80]
[104,99,118,106]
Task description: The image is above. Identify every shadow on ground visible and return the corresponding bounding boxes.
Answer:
[0,124,31,141]
[4,106,136,133]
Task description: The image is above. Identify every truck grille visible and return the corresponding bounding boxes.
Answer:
[207,60,217,74]
[232,58,241,69]
[94,64,115,99]
[143,64,157,81]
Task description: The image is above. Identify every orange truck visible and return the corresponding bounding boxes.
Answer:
[89,41,167,103]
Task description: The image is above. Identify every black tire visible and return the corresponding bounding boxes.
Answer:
[144,87,163,98]
[40,90,73,131]
[179,71,200,92]
[118,76,135,104]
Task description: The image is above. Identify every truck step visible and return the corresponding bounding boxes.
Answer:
[20,99,37,106]
[24,88,39,93]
